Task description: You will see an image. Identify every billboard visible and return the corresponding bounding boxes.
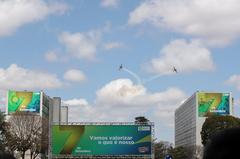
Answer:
[52,124,152,157]
[198,92,230,117]
[8,90,40,114]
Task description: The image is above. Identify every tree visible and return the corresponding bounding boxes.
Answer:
[30,117,49,159]
[0,153,16,159]
[134,116,149,124]
[153,141,191,159]
[0,111,16,159]
[193,145,203,159]
[154,141,172,159]
[169,146,189,159]
[0,111,6,152]
[5,112,48,159]
[201,115,240,146]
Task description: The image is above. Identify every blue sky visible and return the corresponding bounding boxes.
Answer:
[1,0,240,143]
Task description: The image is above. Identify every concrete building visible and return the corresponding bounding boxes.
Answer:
[52,97,61,124]
[5,90,69,159]
[175,91,233,155]
[5,90,54,159]
[61,106,68,123]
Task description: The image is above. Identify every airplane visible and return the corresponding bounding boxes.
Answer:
[173,66,178,73]
[119,64,123,71]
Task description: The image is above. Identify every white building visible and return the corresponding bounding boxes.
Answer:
[5,90,68,159]
[52,97,61,124]
[61,106,68,123]
[175,91,233,149]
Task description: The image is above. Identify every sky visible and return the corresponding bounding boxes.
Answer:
[0,0,240,143]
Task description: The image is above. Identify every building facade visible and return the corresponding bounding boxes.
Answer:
[175,91,233,150]
[5,90,68,159]
[60,106,68,123]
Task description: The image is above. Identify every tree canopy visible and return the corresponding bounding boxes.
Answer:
[5,112,48,159]
[201,115,240,146]
[154,141,172,159]
[153,140,192,159]
[168,146,189,159]
[0,111,5,152]
[134,116,150,124]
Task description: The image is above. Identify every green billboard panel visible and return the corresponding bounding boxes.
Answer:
[8,90,40,114]
[198,92,230,117]
[52,125,152,156]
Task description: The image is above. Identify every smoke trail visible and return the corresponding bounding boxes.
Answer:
[142,74,163,84]
[122,68,142,85]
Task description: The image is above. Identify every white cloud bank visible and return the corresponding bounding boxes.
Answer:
[59,31,101,60]
[46,22,124,62]
[226,75,240,91]
[0,0,68,37]
[64,69,86,83]
[104,42,125,50]
[62,98,101,122]
[129,0,240,45]
[0,64,63,90]
[146,39,215,74]
[64,78,187,126]
[44,51,58,62]
[63,98,89,106]
[101,0,120,8]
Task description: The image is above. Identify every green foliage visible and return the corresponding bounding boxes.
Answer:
[154,141,172,159]
[0,111,16,157]
[134,116,149,124]
[154,141,191,159]
[0,153,16,159]
[5,112,48,159]
[169,146,189,159]
[201,115,240,146]
[0,111,4,130]
[0,111,6,152]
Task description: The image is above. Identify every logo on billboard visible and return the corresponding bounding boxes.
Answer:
[138,126,150,131]
[138,146,149,153]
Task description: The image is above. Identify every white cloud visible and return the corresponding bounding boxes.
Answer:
[101,0,120,8]
[96,79,146,107]
[64,69,86,82]
[0,64,63,90]
[104,42,125,50]
[128,0,240,45]
[100,79,187,112]
[56,22,112,61]
[0,0,68,37]
[65,78,187,126]
[235,98,240,107]
[97,79,186,126]
[44,51,58,62]
[62,98,102,122]
[44,50,69,63]
[146,39,215,74]
[59,31,101,60]
[226,75,240,91]
[63,98,89,106]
